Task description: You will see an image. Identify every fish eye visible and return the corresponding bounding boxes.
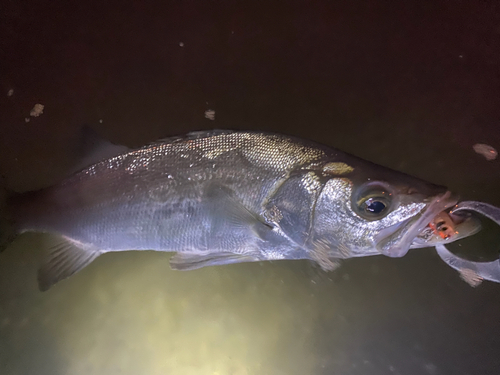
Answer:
[352,182,394,221]
[363,198,386,214]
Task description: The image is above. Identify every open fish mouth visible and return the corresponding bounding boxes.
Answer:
[411,208,482,249]
[375,191,459,258]
[378,198,500,287]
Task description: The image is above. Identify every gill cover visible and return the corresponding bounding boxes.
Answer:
[264,172,323,247]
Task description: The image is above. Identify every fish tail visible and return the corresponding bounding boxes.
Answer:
[0,180,18,253]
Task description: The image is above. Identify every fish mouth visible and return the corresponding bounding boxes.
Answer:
[375,191,459,258]
[410,209,482,249]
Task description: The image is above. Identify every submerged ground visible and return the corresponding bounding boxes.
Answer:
[1,1,500,374]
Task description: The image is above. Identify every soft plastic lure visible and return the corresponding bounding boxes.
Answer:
[436,201,500,286]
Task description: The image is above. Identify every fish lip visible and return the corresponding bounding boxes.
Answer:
[375,191,459,257]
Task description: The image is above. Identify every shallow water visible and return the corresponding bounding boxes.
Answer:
[1,1,500,374]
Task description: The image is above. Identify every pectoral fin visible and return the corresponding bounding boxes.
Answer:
[206,184,273,239]
[170,252,260,271]
[38,236,101,291]
[169,185,271,271]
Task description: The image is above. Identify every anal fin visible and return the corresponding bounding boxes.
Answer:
[170,252,260,271]
[38,236,101,291]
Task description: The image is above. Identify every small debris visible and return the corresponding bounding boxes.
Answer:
[179,42,184,47]
[29,103,44,117]
[99,119,103,123]
[459,55,463,58]
[473,143,498,161]
[424,363,438,375]
[25,117,30,123]
[459,268,483,287]
[204,109,215,120]
[7,89,14,96]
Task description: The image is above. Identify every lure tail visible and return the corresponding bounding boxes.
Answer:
[436,201,500,286]
[436,244,500,287]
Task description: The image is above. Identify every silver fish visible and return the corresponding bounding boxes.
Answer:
[1,130,482,290]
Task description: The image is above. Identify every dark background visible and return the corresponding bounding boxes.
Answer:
[1,1,499,374]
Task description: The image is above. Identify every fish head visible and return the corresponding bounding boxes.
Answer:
[308,160,480,261]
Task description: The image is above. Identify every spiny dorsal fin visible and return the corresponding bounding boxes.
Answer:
[149,129,234,147]
[0,187,17,253]
[69,126,129,174]
[38,236,101,291]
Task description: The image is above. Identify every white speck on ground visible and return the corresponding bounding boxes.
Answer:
[7,89,14,96]
[473,143,498,161]
[179,42,184,47]
[25,118,30,123]
[424,363,438,374]
[99,119,103,123]
[29,103,44,117]
[459,268,483,287]
[204,109,215,120]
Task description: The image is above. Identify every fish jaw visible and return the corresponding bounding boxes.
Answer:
[375,191,459,258]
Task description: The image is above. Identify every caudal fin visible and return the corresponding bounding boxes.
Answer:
[1,185,102,291]
[0,183,18,253]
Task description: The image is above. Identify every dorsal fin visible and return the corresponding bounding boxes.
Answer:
[147,129,235,147]
[69,126,129,174]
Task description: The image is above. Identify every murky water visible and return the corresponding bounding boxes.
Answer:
[1,1,500,374]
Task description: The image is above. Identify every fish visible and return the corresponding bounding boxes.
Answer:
[0,129,489,291]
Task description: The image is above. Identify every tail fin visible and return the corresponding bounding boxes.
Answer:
[0,182,18,253]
